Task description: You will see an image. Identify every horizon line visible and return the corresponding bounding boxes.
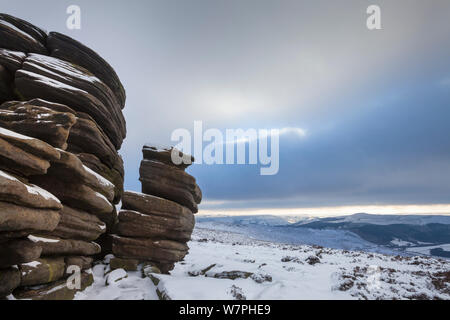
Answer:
[197,203,450,217]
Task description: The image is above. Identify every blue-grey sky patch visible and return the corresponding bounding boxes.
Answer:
[2,0,450,213]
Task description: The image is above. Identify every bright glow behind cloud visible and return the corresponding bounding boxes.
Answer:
[222,126,307,145]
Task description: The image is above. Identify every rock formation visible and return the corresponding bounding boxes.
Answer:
[0,13,203,299]
[111,144,202,274]
[0,13,126,299]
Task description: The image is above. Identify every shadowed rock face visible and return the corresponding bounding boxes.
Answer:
[0,239,42,268]
[0,13,127,298]
[0,64,13,102]
[0,267,21,296]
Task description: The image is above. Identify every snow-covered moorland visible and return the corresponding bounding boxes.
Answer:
[76,226,450,300]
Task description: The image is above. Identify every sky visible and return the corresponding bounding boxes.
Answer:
[3,0,450,215]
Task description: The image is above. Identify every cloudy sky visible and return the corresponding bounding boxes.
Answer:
[4,0,450,215]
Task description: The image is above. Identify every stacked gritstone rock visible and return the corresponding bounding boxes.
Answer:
[111,145,202,274]
[0,13,126,299]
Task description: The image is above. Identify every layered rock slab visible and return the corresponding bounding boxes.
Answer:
[0,100,77,149]
[0,14,47,54]
[111,236,189,268]
[140,160,201,213]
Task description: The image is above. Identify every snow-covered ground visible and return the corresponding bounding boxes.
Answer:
[75,226,450,300]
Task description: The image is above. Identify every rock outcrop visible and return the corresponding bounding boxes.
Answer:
[0,13,203,299]
[111,144,201,274]
[0,13,126,298]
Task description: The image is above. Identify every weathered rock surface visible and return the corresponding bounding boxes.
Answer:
[111,235,189,265]
[109,257,140,271]
[117,209,194,242]
[0,14,47,54]
[0,201,60,233]
[142,144,194,170]
[0,126,60,160]
[122,190,194,220]
[0,100,77,149]
[20,54,126,143]
[0,136,50,176]
[29,175,114,221]
[0,126,60,175]
[25,54,123,115]
[29,235,101,256]
[48,206,106,241]
[67,112,123,171]
[0,239,42,267]
[15,69,125,149]
[0,169,61,209]
[77,152,124,203]
[140,159,201,213]
[0,267,21,297]
[0,64,13,102]
[46,32,126,108]
[140,178,199,213]
[47,149,115,202]
[0,48,26,72]
[13,271,93,300]
[19,257,65,286]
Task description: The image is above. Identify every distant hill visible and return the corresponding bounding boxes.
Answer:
[197,213,450,258]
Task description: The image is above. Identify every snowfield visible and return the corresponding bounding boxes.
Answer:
[75,226,450,300]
